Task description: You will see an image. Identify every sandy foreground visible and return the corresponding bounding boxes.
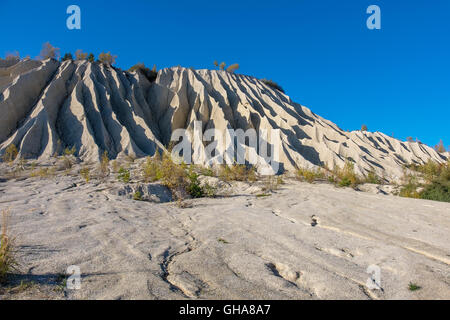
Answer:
[0,174,449,300]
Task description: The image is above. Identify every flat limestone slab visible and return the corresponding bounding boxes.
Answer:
[0,175,449,299]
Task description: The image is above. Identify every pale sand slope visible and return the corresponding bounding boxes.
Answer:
[1,59,447,181]
[0,175,449,299]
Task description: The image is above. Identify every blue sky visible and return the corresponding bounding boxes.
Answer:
[1,0,449,148]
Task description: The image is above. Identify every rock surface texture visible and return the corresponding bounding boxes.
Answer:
[0,176,448,299]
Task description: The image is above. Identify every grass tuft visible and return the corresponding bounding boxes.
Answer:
[218,164,256,182]
[80,167,90,183]
[296,167,325,183]
[117,167,131,183]
[0,209,17,283]
[217,238,230,244]
[133,190,143,201]
[408,282,421,291]
[99,151,110,178]
[2,144,18,163]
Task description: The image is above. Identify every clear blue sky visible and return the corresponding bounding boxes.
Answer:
[1,0,449,148]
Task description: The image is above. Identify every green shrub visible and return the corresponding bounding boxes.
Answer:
[142,156,163,182]
[419,165,450,202]
[61,53,73,61]
[159,154,187,190]
[408,282,421,291]
[333,161,361,188]
[117,167,131,183]
[141,153,188,191]
[400,160,450,202]
[327,175,337,184]
[133,190,143,201]
[219,164,256,182]
[420,179,450,202]
[415,160,444,183]
[361,124,368,131]
[141,154,219,198]
[128,63,157,82]
[186,170,204,198]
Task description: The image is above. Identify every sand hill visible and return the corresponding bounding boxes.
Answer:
[0,58,447,180]
[0,58,449,300]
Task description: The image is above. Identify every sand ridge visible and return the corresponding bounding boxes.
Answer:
[0,59,447,182]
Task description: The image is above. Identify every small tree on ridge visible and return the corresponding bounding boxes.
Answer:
[75,49,88,60]
[226,63,239,73]
[98,52,117,65]
[39,42,60,60]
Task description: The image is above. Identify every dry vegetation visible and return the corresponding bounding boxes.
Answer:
[296,161,384,189]
[296,167,326,183]
[39,42,60,60]
[434,140,446,153]
[1,140,448,205]
[98,52,117,65]
[261,175,284,193]
[0,209,17,284]
[218,164,256,182]
[140,153,213,199]
[75,49,88,61]
[260,79,285,93]
[99,151,110,179]
[80,167,90,182]
[226,63,240,73]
